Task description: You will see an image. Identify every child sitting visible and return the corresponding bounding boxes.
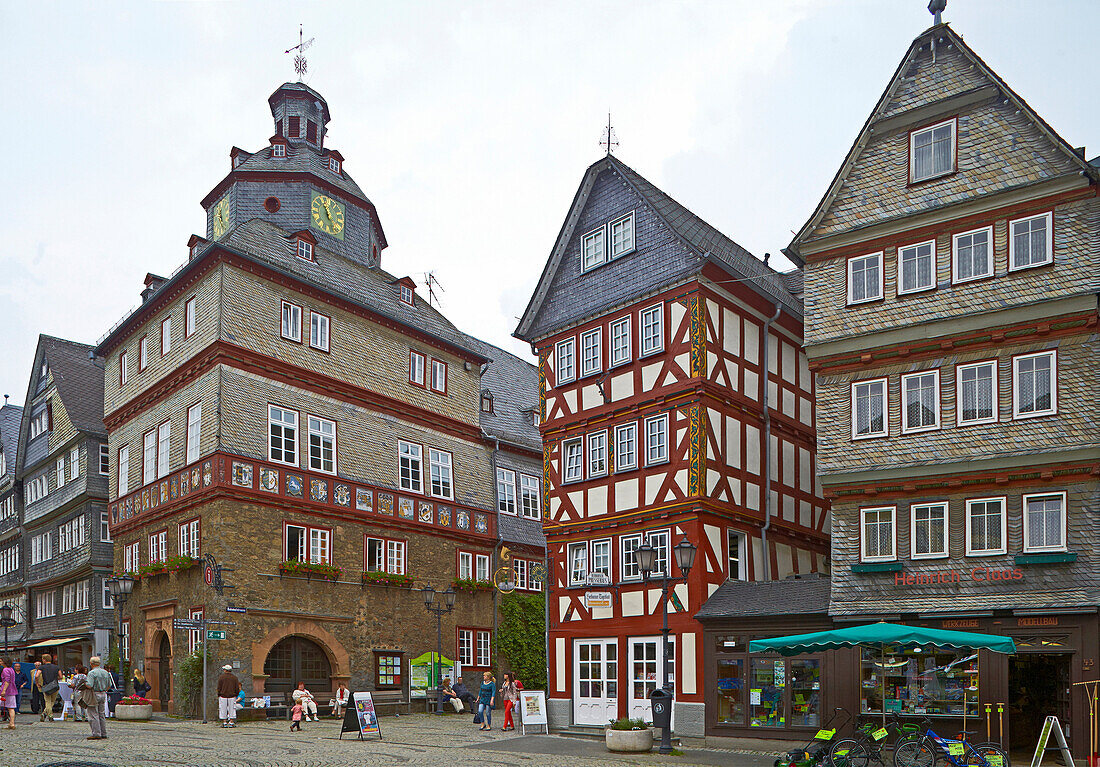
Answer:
[290,701,303,731]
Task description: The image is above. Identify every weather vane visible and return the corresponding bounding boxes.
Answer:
[600,112,619,156]
[928,0,946,25]
[285,24,315,80]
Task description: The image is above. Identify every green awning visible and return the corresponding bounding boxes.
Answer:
[748,622,1016,656]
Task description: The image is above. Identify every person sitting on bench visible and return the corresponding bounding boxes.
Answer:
[441,678,464,713]
[292,682,319,722]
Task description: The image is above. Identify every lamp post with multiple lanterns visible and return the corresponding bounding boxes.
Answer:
[421,586,457,714]
[635,537,697,755]
[105,574,135,682]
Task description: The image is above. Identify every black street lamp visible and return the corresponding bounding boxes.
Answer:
[0,604,16,654]
[421,586,456,714]
[106,575,135,683]
[636,536,697,755]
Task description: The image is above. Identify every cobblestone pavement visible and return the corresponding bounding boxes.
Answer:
[1,712,777,767]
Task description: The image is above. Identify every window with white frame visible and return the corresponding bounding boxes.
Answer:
[124,541,139,573]
[620,534,642,581]
[965,497,1006,556]
[646,530,670,576]
[645,414,669,465]
[591,539,611,580]
[281,302,302,342]
[309,311,330,351]
[117,445,130,497]
[568,542,588,585]
[1010,212,1053,270]
[847,252,884,304]
[36,591,55,618]
[139,336,148,371]
[269,405,298,465]
[121,620,130,660]
[365,537,385,572]
[185,297,196,337]
[911,502,948,559]
[188,607,204,654]
[186,402,202,464]
[26,472,48,504]
[30,531,53,565]
[477,630,492,666]
[458,551,473,580]
[496,468,516,514]
[102,580,113,609]
[910,119,955,182]
[727,529,747,580]
[285,523,331,564]
[307,416,336,474]
[860,506,896,562]
[581,227,606,272]
[328,156,341,174]
[957,361,998,425]
[580,329,602,376]
[430,359,447,394]
[69,446,79,480]
[365,537,405,574]
[30,408,48,439]
[63,583,75,614]
[272,142,287,158]
[529,560,543,591]
[515,558,528,590]
[640,304,664,356]
[120,351,129,385]
[297,239,313,262]
[429,449,453,499]
[562,438,583,483]
[400,284,414,305]
[57,457,65,488]
[898,240,936,294]
[157,420,171,478]
[609,212,635,259]
[901,370,939,433]
[1013,350,1056,418]
[475,554,490,582]
[0,546,18,576]
[852,378,888,438]
[519,474,540,519]
[556,338,575,384]
[0,497,12,520]
[409,350,426,386]
[399,441,423,492]
[587,431,608,477]
[953,227,993,283]
[99,443,110,475]
[386,540,406,575]
[458,629,473,666]
[58,517,86,553]
[609,316,631,366]
[63,580,89,614]
[615,422,637,472]
[1023,492,1067,553]
[161,316,172,355]
[100,512,111,542]
[179,518,200,559]
[149,529,167,563]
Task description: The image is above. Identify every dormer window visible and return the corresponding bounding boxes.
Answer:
[328,157,341,174]
[480,391,494,414]
[273,143,286,158]
[910,118,956,182]
[400,284,414,305]
[297,239,313,262]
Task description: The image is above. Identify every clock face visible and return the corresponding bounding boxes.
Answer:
[311,192,346,240]
[212,196,231,239]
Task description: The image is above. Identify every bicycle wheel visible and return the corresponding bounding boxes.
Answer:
[964,743,1009,767]
[893,739,937,767]
[830,739,872,767]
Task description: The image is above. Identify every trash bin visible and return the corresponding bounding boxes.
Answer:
[649,687,673,730]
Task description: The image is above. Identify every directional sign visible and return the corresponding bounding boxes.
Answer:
[225,606,248,614]
[173,619,203,630]
[206,630,227,640]
[205,620,236,626]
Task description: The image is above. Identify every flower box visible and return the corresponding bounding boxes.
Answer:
[605,722,653,752]
[451,578,494,594]
[278,560,343,581]
[115,698,154,721]
[361,572,413,588]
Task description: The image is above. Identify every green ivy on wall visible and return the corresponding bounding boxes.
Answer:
[497,592,546,691]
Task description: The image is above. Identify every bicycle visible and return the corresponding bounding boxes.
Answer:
[828,712,924,767]
[892,721,1009,767]
[776,708,854,767]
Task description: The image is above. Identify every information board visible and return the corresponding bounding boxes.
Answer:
[519,690,548,734]
[409,652,457,698]
[339,691,382,741]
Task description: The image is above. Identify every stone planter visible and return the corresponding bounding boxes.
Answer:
[115,703,154,721]
[605,726,653,752]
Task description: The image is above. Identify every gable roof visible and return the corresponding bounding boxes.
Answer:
[459,336,540,453]
[37,336,106,438]
[786,24,1097,262]
[695,572,830,620]
[498,512,546,550]
[515,154,799,341]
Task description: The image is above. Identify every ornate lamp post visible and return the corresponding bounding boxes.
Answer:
[635,537,697,755]
[0,604,16,653]
[421,586,456,714]
[106,575,135,683]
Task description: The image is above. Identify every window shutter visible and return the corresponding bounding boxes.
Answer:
[46,401,53,431]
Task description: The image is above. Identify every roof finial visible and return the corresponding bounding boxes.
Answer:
[285,24,315,81]
[600,112,619,156]
[928,0,946,25]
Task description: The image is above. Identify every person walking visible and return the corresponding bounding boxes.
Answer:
[37,654,60,722]
[70,665,89,722]
[476,671,497,731]
[29,661,42,714]
[12,662,28,714]
[85,656,112,740]
[0,657,18,729]
[131,669,151,699]
[500,672,522,731]
[216,665,240,728]
[290,700,303,731]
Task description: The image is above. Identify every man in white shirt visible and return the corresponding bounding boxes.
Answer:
[291,682,318,721]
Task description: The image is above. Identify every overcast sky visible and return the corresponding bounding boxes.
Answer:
[1,1,1097,407]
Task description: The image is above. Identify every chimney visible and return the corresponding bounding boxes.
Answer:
[142,273,168,303]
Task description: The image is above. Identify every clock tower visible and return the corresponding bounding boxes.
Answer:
[199,82,387,269]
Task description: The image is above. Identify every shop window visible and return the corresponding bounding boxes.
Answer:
[749,657,785,727]
[789,660,820,726]
[860,646,979,717]
[717,658,744,725]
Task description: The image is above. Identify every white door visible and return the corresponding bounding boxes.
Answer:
[629,636,675,726]
[573,638,618,726]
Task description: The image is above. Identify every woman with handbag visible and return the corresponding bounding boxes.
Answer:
[131,669,151,699]
[0,657,17,729]
[476,671,497,731]
[500,673,523,731]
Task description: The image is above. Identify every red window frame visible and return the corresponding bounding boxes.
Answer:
[178,517,201,559]
[457,627,491,668]
[283,520,333,564]
[364,535,406,575]
[409,351,426,388]
[430,359,447,395]
[308,310,331,353]
[149,528,168,564]
[187,606,204,654]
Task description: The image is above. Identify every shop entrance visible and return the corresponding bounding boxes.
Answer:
[573,638,617,726]
[1008,654,1071,753]
[156,633,172,708]
[628,636,675,725]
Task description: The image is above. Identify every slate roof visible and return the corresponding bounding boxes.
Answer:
[498,511,546,550]
[694,573,831,620]
[779,269,803,297]
[230,140,371,209]
[460,336,540,453]
[38,336,106,438]
[0,403,22,482]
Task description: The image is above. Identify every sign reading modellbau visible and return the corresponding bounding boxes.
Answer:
[894,567,1023,586]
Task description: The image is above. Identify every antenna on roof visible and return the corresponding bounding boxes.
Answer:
[285,24,315,81]
[424,271,445,309]
[600,112,619,156]
[928,0,946,25]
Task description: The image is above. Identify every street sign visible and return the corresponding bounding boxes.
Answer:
[204,565,214,586]
[225,606,247,614]
[584,591,613,609]
[173,619,203,630]
[205,620,236,626]
[206,630,227,640]
[586,572,611,586]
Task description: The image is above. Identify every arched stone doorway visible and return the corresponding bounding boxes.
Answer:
[263,636,332,694]
[147,629,172,711]
[251,621,351,696]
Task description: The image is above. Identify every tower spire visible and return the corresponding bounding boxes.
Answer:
[600,112,619,156]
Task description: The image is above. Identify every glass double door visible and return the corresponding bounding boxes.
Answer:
[629,636,675,725]
[574,639,618,725]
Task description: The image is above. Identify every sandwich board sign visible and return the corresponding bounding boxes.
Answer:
[1029,716,1073,767]
[339,691,382,741]
[519,690,548,735]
